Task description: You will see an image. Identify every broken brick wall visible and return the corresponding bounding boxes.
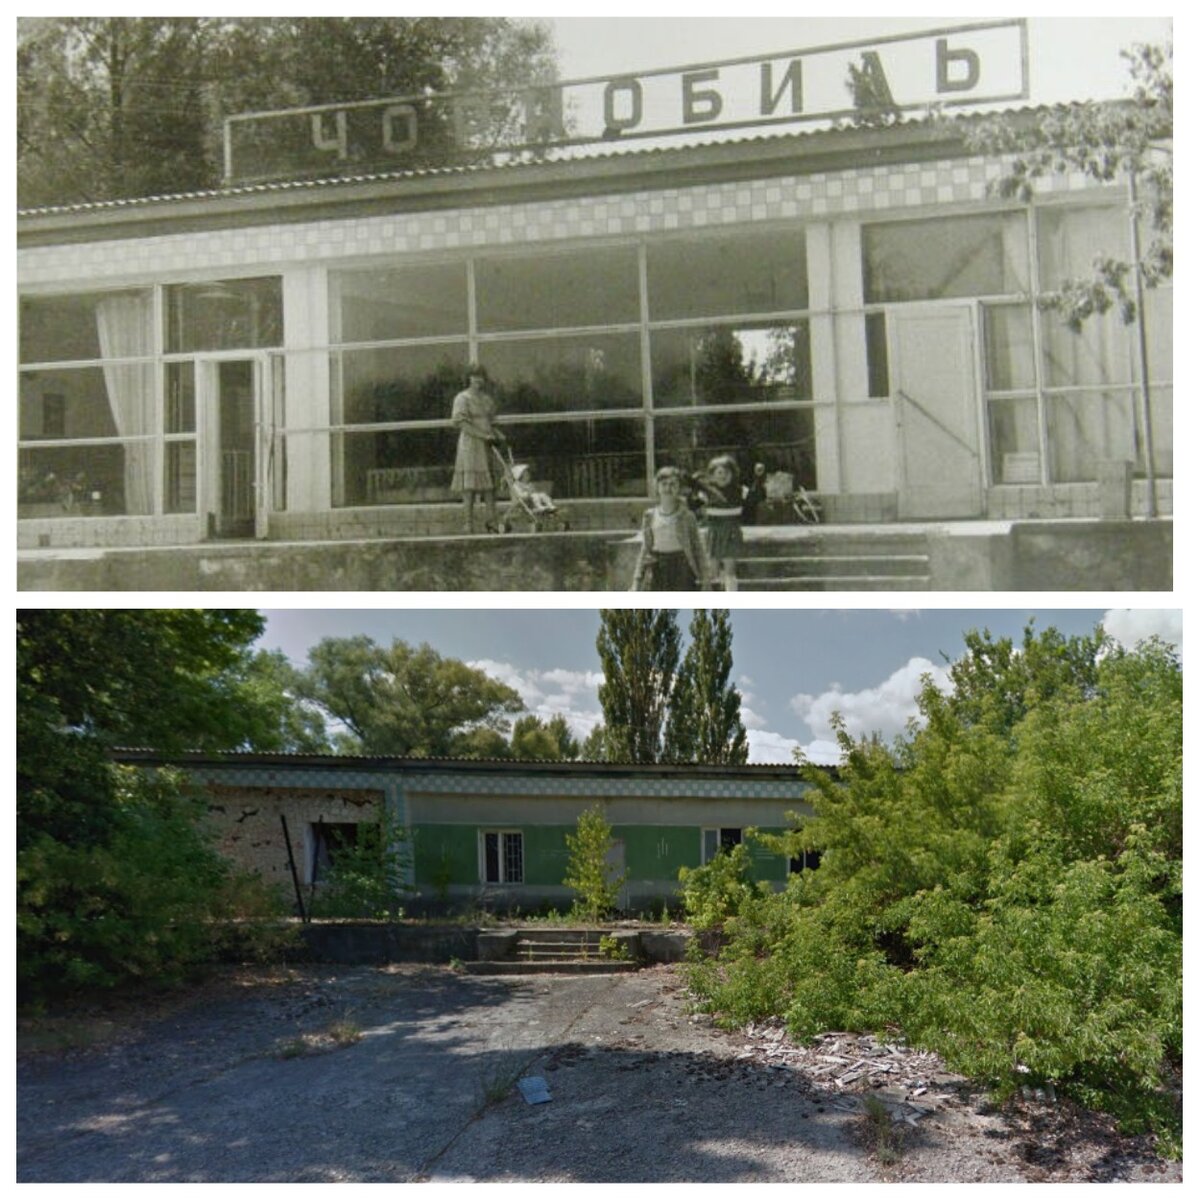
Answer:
[202,785,383,890]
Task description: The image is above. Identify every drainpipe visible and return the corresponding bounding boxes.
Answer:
[1128,170,1159,518]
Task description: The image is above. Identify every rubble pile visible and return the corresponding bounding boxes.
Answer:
[737,1022,965,1126]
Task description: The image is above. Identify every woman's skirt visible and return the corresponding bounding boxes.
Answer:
[649,551,699,591]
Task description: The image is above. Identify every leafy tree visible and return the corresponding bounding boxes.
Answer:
[965,41,1172,328]
[683,627,1182,1154]
[595,609,682,762]
[563,806,627,922]
[295,635,523,757]
[18,16,558,206]
[580,722,608,761]
[17,609,295,1001]
[664,609,748,764]
[510,713,580,760]
[239,649,333,753]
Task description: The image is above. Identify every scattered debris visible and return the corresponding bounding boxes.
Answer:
[517,1076,552,1105]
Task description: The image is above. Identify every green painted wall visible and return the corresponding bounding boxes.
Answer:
[410,821,792,889]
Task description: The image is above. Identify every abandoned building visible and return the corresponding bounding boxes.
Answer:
[115,750,815,912]
[18,21,1171,590]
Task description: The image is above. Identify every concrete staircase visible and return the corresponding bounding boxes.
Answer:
[463,927,640,975]
[736,526,933,591]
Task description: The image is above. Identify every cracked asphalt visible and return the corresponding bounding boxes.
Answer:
[17,963,1180,1184]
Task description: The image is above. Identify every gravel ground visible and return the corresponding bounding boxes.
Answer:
[17,962,1181,1184]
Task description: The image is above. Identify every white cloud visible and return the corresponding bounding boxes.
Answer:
[740,703,769,731]
[1103,609,1182,652]
[789,656,952,746]
[468,658,605,741]
[746,728,803,764]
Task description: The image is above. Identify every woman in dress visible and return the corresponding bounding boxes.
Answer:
[451,365,504,533]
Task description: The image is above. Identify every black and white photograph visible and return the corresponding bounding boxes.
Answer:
[13,10,1183,1193]
[16,14,1173,592]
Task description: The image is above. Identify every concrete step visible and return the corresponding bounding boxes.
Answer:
[743,574,932,591]
[738,553,930,577]
[461,960,639,976]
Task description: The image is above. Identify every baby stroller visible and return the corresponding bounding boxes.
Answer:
[492,443,569,533]
[763,469,822,525]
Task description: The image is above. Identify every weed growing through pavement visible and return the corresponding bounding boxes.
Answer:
[862,1094,906,1166]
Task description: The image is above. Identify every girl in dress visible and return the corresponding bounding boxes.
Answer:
[631,466,710,591]
[698,454,744,592]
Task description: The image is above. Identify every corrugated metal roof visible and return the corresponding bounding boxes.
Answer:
[114,746,810,772]
[16,106,1053,220]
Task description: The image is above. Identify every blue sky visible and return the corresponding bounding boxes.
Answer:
[257,608,1181,764]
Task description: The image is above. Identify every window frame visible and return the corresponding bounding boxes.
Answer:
[480,828,525,885]
[700,826,743,864]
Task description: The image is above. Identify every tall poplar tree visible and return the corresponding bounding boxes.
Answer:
[664,609,749,764]
[595,609,681,763]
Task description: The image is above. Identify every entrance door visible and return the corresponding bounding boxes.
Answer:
[202,358,267,539]
[890,306,984,519]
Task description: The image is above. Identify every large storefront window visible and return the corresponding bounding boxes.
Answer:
[485,335,642,415]
[651,323,812,407]
[863,212,1028,302]
[654,408,815,488]
[476,247,639,331]
[648,229,808,317]
[19,287,158,518]
[333,263,467,342]
[165,277,282,353]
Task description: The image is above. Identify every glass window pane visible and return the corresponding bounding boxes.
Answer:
[164,442,198,513]
[702,829,718,863]
[332,263,467,342]
[20,288,154,364]
[1040,309,1133,389]
[503,833,524,883]
[863,213,1029,302]
[482,334,643,415]
[984,304,1035,392]
[654,407,816,490]
[1037,205,1127,282]
[19,443,151,516]
[1147,385,1172,478]
[648,229,808,318]
[651,323,811,407]
[484,832,499,884]
[865,312,890,398]
[334,427,457,507]
[165,277,282,352]
[165,363,196,434]
[518,417,646,500]
[988,397,1041,483]
[1143,286,1171,385]
[476,247,639,331]
[336,346,469,425]
[1047,389,1138,483]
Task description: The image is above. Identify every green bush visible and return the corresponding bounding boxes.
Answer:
[683,631,1182,1154]
[564,805,627,922]
[677,842,757,931]
[307,811,412,920]
[17,766,291,1002]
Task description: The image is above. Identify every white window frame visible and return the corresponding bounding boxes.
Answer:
[480,828,524,885]
[700,826,742,864]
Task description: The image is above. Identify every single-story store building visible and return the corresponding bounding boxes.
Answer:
[18,24,1171,590]
[115,750,816,912]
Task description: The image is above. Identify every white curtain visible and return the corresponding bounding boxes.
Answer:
[95,291,155,515]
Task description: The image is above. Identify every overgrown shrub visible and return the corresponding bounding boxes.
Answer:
[17,766,292,1003]
[677,842,757,930]
[307,811,412,920]
[683,630,1182,1155]
[563,805,627,922]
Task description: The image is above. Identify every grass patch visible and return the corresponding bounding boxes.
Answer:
[275,1013,364,1059]
[861,1094,906,1167]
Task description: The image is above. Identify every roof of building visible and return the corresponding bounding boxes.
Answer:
[114,747,817,778]
[16,106,1058,245]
